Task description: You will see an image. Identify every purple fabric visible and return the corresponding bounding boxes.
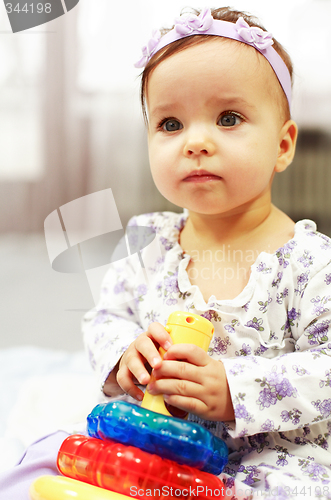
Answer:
[0,431,69,499]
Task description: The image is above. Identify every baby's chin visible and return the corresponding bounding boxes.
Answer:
[180,204,233,217]
[155,187,234,217]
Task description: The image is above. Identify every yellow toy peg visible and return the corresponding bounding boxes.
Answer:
[141,311,214,416]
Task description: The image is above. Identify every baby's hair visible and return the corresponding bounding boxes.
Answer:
[140,6,293,123]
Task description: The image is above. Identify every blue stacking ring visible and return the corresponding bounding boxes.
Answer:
[87,401,228,475]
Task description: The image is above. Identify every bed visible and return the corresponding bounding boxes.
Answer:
[0,346,101,473]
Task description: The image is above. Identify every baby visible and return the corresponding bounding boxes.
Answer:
[83,7,331,499]
[0,6,329,500]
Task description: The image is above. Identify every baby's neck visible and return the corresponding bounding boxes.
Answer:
[181,204,295,256]
[179,204,295,302]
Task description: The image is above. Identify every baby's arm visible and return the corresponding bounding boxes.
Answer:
[83,213,170,397]
[83,254,173,400]
[221,265,331,438]
[82,239,146,395]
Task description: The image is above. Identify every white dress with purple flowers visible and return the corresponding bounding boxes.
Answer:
[83,210,331,500]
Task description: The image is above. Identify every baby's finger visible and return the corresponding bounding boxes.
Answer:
[147,377,203,400]
[134,335,163,371]
[116,364,144,401]
[123,349,151,385]
[163,393,207,417]
[163,344,209,366]
[146,322,173,351]
[136,325,172,370]
[152,360,201,384]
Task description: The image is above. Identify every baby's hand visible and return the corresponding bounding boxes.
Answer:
[147,344,234,421]
[116,322,172,401]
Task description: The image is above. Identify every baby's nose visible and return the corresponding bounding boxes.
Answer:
[183,131,216,157]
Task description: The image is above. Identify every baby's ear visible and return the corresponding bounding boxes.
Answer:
[275,120,298,173]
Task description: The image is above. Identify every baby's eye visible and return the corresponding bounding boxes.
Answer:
[218,113,243,127]
[161,119,183,132]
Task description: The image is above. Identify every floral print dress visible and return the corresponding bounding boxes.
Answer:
[83,210,331,500]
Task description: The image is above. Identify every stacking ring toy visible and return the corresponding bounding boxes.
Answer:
[87,312,227,476]
[29,475,129,500]
[30,312,228,500]
[57,434,226,499]
[87,401,228,475]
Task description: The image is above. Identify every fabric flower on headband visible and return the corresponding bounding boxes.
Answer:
[174,7,213,35]
[134,29,161,68]
[134,8,213,68]
[235,17,274,50]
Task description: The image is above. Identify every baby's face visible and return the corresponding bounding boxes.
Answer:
[146,38,289,217]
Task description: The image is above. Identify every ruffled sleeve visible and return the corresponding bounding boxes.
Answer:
[222,260,331,438]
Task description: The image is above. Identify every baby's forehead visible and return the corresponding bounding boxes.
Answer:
[147,38,280,104]
[153,37,277,85]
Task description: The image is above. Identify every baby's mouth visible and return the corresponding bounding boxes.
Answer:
[184,169,222,182]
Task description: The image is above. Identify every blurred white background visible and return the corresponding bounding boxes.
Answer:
[0,0,331,350]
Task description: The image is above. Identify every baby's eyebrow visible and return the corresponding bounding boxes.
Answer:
[208,96,256,110]
[149,104,178,118]
[149,96,256,117]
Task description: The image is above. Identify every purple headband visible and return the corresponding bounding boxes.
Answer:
[135,8,291,108]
